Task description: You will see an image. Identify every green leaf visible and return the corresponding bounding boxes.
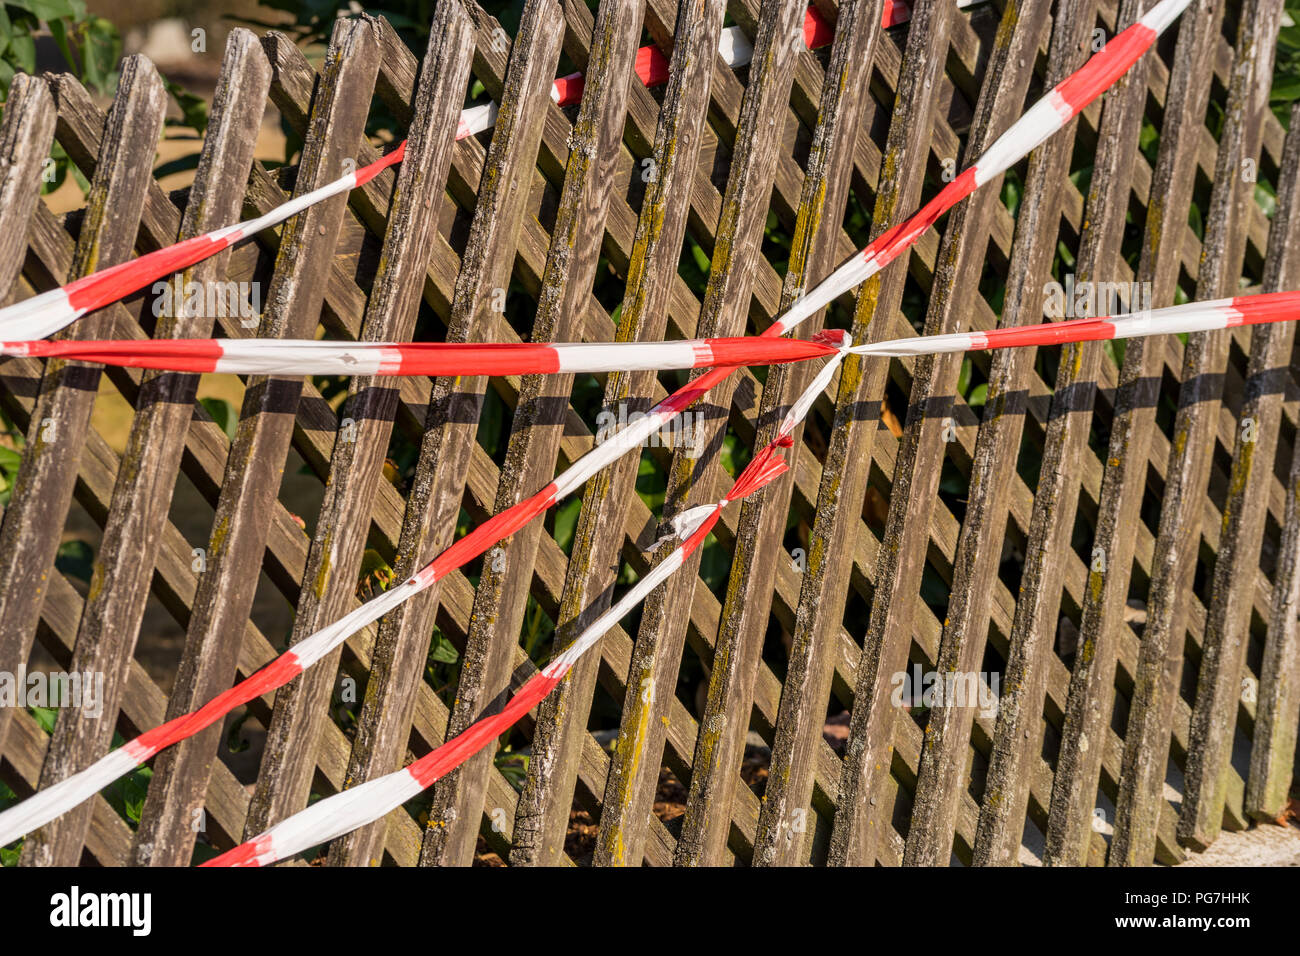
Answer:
[8,30,34,73]
[553,497,581,554]
[1000,177,1020,218]
[0,443,20,473]
[0,6,14,59]
[428,631,458,665]
[689,237,710,275]
[29,705,57,735]
[198,396,238,440]
[47,17,79,77]
[163,77,208,134]
[5,0,81,22]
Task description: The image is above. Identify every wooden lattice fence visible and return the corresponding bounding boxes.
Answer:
[0,0,1297,867]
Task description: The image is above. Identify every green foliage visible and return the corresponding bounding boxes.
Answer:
[0,0,119,192]
[0,0,212,194]
[162,75,208,134]
[198,396,238,441]
[0,0,120,98]
[242,0,526,57]
[0,438,21,506]
[0,778,18,864]
[1274,5,1300,127]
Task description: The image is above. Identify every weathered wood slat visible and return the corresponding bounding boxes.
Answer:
[2,11,660,868]
[241,0,477,841]
[0,0,1291,869]
[506,0,727,866]
[0,73,56,532]
[12,58,168,868]
[1106,0,1241,868]
[592,0,810,868]
[827,1,990,866]
[23,31,273,868]
[270,15,715,862]
[0,76,56,307]
[837,0,1054,867]
[674,0,885,868]
[262,0,480,869]
[916,0,1098,868]
[1034,0,1165,867]
[1247,106,1300,817]
[1177,0,1289,850]
[1220,114,1300,820]
[432,0,646,867]
[331,0,641,868]
[130,17,386,865]
[892,0,1054,868]
[0,58,166,780]
[382,0,565,867]
[972,0,1144,869]
[754,0,953,867]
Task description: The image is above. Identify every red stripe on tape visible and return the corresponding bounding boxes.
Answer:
[1053,22,1157,115]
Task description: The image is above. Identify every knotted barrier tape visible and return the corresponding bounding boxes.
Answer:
[0,0,1198,859]
[205,343,849,867]
[4,282,1274,853]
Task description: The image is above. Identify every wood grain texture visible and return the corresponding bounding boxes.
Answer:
[755,0,952,867]
[241,0,478,844]
[400,0,566,867]
[1037,0,1164,867]
[0,0,1292,869]
[14,57,168,867]
[593,0,810,868]
[899,0,1054,867]
[132,17,385,865]
[675,0,885,868]
[1177,0,1288,850]
[1106,0,1231,868]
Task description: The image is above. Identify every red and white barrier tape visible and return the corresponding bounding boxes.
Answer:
[205,456,786,866]
[209,290,1300,867]
[204,346,849,867]
[772,0,1191,338]
[0,1,989,343]
[0,145,408,342]
[5,283,1280,853]
[847,292,1300,357]
[456,1,989,138]
[0,0,1192,856]
[5,289,1296,380]
[0,333,840,377]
